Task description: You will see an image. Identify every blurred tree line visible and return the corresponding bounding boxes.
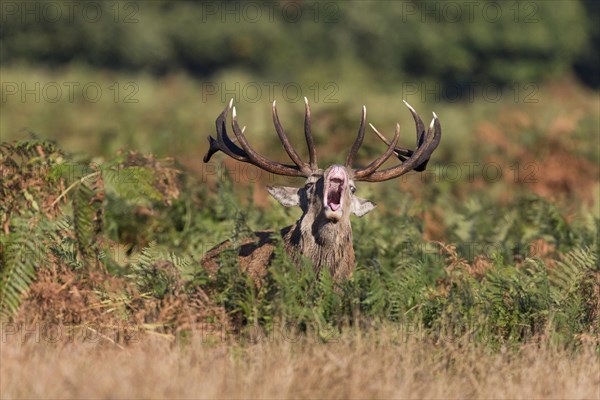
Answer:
[1,0,598,88]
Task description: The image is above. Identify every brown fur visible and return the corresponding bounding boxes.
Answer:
[282,208,355,281]
[201,230,278,286]
[201,165,370,283]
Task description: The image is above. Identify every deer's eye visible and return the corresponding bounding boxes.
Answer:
[350,185,356,193]
[305,183,314,191]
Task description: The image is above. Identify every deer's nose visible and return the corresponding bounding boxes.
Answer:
[328,165,347,180]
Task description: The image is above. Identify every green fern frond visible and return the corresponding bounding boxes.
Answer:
[103,166,163,204]
[73,177,104,259]
[168,252,193,279]
[0,227,46,320]
[549,247,597,303]
[130,242,159,273]
[127,242,181,298]
[0,240,36,319]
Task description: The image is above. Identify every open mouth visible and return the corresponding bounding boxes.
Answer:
[324,166,347,220]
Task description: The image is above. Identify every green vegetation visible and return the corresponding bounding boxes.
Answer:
[1,0,598,88]
[1,108,598,348]
[1,0,598,355]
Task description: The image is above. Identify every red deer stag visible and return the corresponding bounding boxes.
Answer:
[201,98,441,282]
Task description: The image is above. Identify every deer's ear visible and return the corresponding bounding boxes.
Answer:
[352,196,376,217]
[267,186,300,207]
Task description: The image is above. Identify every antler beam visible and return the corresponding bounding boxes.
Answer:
[204,99,440,182]
[203,99,318,177]
[353,101,441,182]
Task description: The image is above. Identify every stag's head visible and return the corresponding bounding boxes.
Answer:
[203,98,441,228]
[266,164,374,224]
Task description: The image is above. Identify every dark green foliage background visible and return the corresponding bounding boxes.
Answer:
[1,0,599,88]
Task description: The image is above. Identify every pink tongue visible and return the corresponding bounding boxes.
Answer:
[329,203,340,211]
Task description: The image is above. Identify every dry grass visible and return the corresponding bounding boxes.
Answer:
[1,330,598,399]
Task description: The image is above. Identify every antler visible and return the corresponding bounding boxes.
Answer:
[353,101,441,182]
[203,98,318,177]
[345,106,366,167]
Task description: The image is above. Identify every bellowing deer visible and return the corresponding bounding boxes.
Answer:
[201,98,441,283]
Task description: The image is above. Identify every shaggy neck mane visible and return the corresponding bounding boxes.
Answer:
[282,211,355,280]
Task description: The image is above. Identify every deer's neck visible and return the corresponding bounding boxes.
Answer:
[282,213,355,280]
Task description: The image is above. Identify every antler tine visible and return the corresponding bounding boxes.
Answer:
[203,99,306,177]
[369,101,431,172]
[369,122,414,160]
[404,100,426,147]
[354,104,441,182]
[402,100,431,171]
[204,99,248,163]
[345,106,366,167]
[304,97,318,170]
[272,101,312,175]
[354,123,401,178]
[230,106,307,176]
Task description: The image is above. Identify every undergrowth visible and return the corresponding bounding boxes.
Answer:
[0,139,598,350]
